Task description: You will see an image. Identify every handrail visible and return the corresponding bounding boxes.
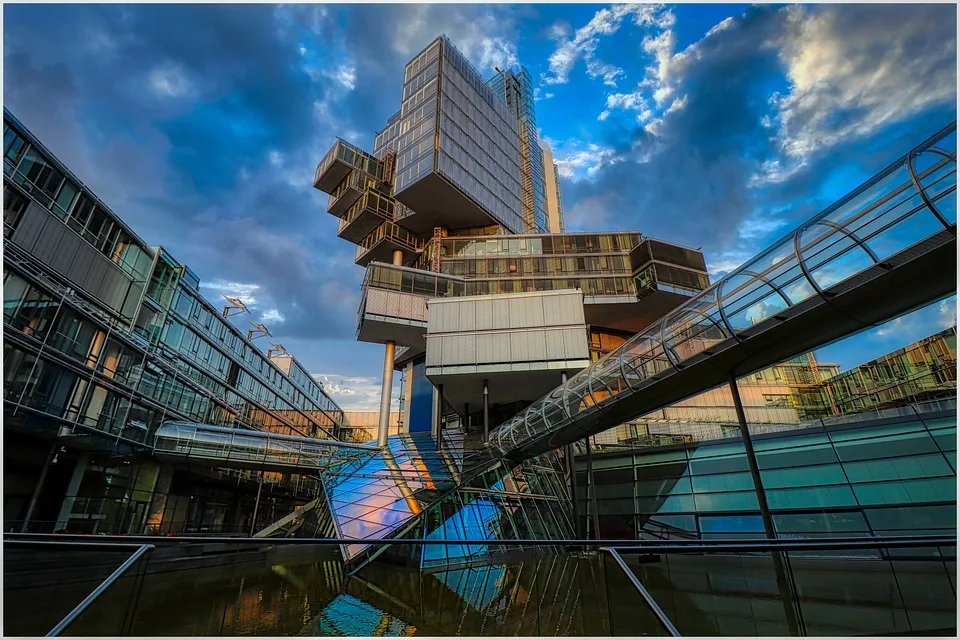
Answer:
[601,546,681,637]
[48,543,153,636]
[4,540,155,637]
[5,533,952,548]
[610,535,956,554]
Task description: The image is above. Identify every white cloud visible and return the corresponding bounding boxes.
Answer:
[545,4,674,86]
[550,140,618,181]
[598,89,649,121]
[147,64,192,98]
[327,64,356,91]
[769,5,956,164]
[200,280,262,308]
[261,308,285,324]
[312,373,401,411]
[390,6,518,75]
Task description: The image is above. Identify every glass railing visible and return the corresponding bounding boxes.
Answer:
[4,539,154,636]
[314,139,386,193]
[491,121,957,458]
[604,535,957,637]
[4,534,954,637]
[337,188,395,233]
[355,222,423,261]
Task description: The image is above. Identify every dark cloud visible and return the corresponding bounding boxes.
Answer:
[3,3,356,346]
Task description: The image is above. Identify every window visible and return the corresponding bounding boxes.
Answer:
[3,184,28,237]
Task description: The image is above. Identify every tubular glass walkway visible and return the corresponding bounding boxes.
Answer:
[492,122,958,460]
[152,422,379,473]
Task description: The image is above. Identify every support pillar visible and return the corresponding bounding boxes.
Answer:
[729,373,804,635]
[584,437,600,540]
[392,250,404,266]
[20,440,59,533]
[436,384,445,450]
[482,380,490,442]
[378,341,396,447]
[728,373,775,539]
[464,402,470,432]
[249,472,265,537]
[431,385,440,444]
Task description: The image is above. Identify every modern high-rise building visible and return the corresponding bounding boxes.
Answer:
[540,141,565,233]
[315,35,710,445]
[3,109,357,535]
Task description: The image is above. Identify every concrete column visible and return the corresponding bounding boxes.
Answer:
[378,341,396,447]
[55,452,90,531]
[431,385,440,443]
[482,380,490,442]
[436,383,445,450]
[464,402,470,432]
[392,250,404,266]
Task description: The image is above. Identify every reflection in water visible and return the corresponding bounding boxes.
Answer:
[107,551,597,637]
[6,545,954,637]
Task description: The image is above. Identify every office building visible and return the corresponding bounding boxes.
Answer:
[540,141,565,233]
[3,109,352,534]
[314,35,711,445]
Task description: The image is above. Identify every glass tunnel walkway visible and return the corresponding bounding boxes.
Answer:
[152,422,380,473]
[492,121,958,460]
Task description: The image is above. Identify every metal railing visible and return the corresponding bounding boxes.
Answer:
[603,547,681,636]
[491,121,957,458]
[601,534,957,637]
[6,533,953,637]
[4,539,154,636]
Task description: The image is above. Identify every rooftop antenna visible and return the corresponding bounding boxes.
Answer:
[248,322,272,341]
[222,296,249,318]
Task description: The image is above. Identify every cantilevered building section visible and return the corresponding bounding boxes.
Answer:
[540,141,565,233]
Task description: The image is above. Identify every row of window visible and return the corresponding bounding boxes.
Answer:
[575,417,956,538]
[440,255,633,278]
[4,121,152,281]
[169,285,343,420]
[440,38,517,132]
[459,276,637,298]
[4,269,339,438]
[439,233,641,258]
[586,503,955,541]
[440,73,521,176]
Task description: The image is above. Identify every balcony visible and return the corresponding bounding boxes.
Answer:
[327,170,379,217]
[314,139,385,194]
[337,188,396,243]
[355,221,422,267]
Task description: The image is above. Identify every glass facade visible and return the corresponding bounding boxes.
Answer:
[3,110,351,536]
[489,67,548,234]
[435,38,524,232]
[577,405,956,541]
[814,327,958,416]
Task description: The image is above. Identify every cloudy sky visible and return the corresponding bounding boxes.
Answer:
[4,3,956,409]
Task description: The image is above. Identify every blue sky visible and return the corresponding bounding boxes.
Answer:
[4,3,956,409]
